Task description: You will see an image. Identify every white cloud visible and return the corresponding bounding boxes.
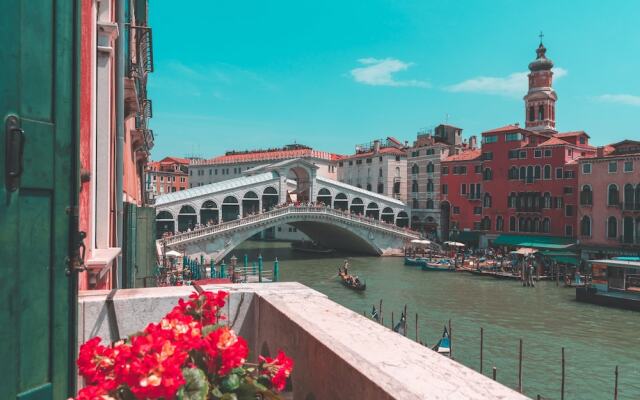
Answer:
[596,94,640,107]
[350,58,431,88]
[446,67,568,98]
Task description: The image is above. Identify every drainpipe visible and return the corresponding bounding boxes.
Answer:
[115,0,125,288]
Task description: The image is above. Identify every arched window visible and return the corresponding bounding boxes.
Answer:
[580,216,591,237]
[508,192,516,208]
[509,166,517,180]
[519,166,526,181]
[483,168,492,180]
[534,165,541,180]
[518,217,525,232]
[482,216,491,231]
[366,183,372,191]
[542,218,551,233]
[411,164,419,175]
[538,105,544,120]
[157,210,174,219]
[636,185,640,210]
[379,168,383,178]
[496,216,504,231]
[412,180,419,193]
[483,193,492,208]
[529,106,535,121]
[544,165,551,179]
[509,216,516,232]
[608,184,619,206]
[624,184,635,209]
[526,166,534,183]
[426,162,434,173]
[426,179,434,193]
[426,198,434,209]
[607,216,618,238]
[533,217,540,233]
[580,185,592,206]
[412,198,419,208]
[543,192,552,209]
[377,183,384,194]
[395,167,400,177]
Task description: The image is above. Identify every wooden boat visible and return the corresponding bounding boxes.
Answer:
[338,272,366,291]
[404,257,427,267]
[291,240,334,254]
[421,259,455,272]
[432,326,451,357]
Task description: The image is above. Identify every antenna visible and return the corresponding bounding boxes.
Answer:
[445,113,450,124]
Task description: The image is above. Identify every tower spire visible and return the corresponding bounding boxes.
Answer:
[524,38,557,133]
[538,30,544,45]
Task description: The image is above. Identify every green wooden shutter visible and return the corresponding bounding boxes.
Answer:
[0,1,78,399]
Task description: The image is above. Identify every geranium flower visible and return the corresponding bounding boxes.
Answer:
[259,351,294,391]
[74,384,115,400]
[77,337,126,389]
[202,326,248,375]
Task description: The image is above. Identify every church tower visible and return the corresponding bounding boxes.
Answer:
[524,36,557,133]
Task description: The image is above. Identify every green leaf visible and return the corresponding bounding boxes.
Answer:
[179,367,210,400]
[220,394,238,400]
[221,373,241,392]
[202,323,223,337]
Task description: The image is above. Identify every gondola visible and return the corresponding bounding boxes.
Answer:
[432,326,451,357]
[291,240,334,254]
[421,259,455,272]
[338,272,366,291]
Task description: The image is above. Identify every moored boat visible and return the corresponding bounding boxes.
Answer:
[291,240,334,254]
[432,326,451,357]
[404,257,427,267]
[421,259,455,272]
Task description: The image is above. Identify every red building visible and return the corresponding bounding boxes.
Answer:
[145,157,190,201]
[440,149,482,243]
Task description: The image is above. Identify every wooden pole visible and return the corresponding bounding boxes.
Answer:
[561,347,565,400]
[480,327,484,374]
[391,311,394,330]
[518,338,523,393]
[379,299,383,325]
[449,319,453,359]
[403,304,408,336]
[415,313,419,341]
[614,365,619,400]
[492,366,497,381]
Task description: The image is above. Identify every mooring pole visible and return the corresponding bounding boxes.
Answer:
[273,258,279,282]
[391,312,394,330]
[480,327,484,374]
[379,299,383,325]
[561,347,565,400]
[403,304,408,336]
[518,339,523,393]
[614,365,619,400]
[492,366,497,381]
[449,319,453,359]
[415,313,419,341]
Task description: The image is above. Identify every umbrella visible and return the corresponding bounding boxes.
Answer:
[165,250,182,258]
[444,241,465,247]
[411,239,432,245]
[510,247,537,256]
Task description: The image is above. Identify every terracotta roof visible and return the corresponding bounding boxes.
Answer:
[161,156,190,164]
[556,131,590,138]
[341,146,406,160]
[194,149,341,165]
[483,124,522,134]
[537,137,571,147]
[442,149,481,162]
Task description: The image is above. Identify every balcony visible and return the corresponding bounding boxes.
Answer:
[78,283,526,399]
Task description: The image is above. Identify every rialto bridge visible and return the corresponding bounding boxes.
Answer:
[153,159,418,260]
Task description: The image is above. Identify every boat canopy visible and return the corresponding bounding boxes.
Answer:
[493,234,575,250]
[510,247,537,256]
[444,241,465,247]
[410,239,432,246]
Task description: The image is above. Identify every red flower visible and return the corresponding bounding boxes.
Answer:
[144,312,204,353]
[202,326,248,375]
[77,337,125,389]
[259,351,294,391]
[74,385,113,400]
[172,291,228,325]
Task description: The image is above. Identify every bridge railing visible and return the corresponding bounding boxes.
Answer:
[161,204,419,246]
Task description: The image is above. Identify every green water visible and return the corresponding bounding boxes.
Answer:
[236,241,640,399]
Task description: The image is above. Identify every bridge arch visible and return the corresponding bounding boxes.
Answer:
[366,202,380,219]
[242,191,259,217]
[316,188,332,207]
[221,196,240,222]
[287,166,312,202]
[396,211,409,228]
[262,186,278,211]
[178,205,197,232]
[200,200,219,225]
[334,193,348,211]
[156,210,175,238]
[381,207,394,224]
[350,197,364,215]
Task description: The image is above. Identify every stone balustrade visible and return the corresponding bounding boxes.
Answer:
[79,283,527,399]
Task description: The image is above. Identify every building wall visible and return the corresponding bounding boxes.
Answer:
[336,150,407,203]
[440,156,483,236]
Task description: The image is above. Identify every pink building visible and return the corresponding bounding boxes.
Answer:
[577,140,640,259]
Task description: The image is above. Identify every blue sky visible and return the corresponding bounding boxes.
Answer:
[149,0,640,159]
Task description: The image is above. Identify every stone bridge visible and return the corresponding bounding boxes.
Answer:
[159,205,420,262]
[153,158,417,259]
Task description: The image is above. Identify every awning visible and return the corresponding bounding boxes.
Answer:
[540,250,580,266]
[456,231,480,244]
[493,234,575,250]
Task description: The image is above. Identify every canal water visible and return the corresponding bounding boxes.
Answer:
[236,241,640,400]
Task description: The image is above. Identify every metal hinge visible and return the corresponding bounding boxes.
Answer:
[66,230,87,275]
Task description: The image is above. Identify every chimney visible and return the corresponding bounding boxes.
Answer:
[597,146,604,158]
[469,135,477,149]
[373,140,381,153]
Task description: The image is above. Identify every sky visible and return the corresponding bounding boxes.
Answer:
[148,0,640,160]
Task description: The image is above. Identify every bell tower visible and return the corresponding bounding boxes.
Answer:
[524,33,557,133]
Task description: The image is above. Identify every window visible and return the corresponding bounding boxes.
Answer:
[339,161,344,167]
[508,150,519,159]
[543,192,552,209]
[529,106,535,122]
[564,186,573,195]
[609,161,618,173]
[496,216,504,231]
[460,184,467,195]
[555,168,563,179]
[379,168,383,177]
[543,218,551,233]
[484,135,498,144]
[395,155,401,161]
[482,152,494,161]
[426,148,435,155]
[579,136,586,144]
[509,166,518,180]
[582,163,591,174]
[356,160,362,165]
[442,184,448,195]
[426,199,434,209]
[190,170,193,176]
[475,165,482,173]
[483,193,492,208]
[543,165,551,179]
[411,180,419,193]
[624,184,635,209]
[608,184,619,205]
[349,161,353,166]
[508,192,516,208]
[538,105,544,120]
[534,166,541,180]
[506,132,523,142]
[563,170,575,179]
[580,185,593,206]
[565,205,574,217]
[607,217,618,238]
[483,168,493,181]
[580,216,591,237]
[474,207,482,215]
[624,161,633,173]
[426,180,434,193]
[519,150,527,159]
[366,158,372,164]
[544,149,552,157]
[519,166,526,181]
[534,149,542,158]
[412,198,419,208]
[366,183,372,191]
[426,162,434,173]
[565,225,573,237]
[453,206,460,214]
[411,164,419,174]
[377,183,384,194]
[442,166,449,175]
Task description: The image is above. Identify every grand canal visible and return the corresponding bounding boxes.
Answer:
[236,241,640,400]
